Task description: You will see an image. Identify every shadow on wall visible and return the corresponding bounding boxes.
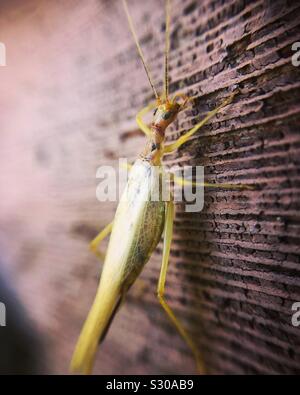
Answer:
[0,263,43,374]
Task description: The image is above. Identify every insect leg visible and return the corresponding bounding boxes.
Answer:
[89,221,113,261]
[120,162,133,172]
[164,90,238,154]
[157,199,205,374]
[136,102,156,136]
[172,174,254,190]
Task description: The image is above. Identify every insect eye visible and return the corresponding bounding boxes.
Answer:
[162,111,172,120]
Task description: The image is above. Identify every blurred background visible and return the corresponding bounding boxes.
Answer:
[0,0,300,374]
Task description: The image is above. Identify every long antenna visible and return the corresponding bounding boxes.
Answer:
[122,0,159,101]
[164,0,171,102]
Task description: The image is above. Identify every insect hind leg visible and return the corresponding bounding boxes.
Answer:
[157,199,206,374]
[172,173,254,190]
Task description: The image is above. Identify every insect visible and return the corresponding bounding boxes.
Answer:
[70,0,250,374]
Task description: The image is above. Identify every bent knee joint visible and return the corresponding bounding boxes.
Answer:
[157,291,164,301]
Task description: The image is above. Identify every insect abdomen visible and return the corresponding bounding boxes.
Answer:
[101,159,165,291]
[70,160,166,374]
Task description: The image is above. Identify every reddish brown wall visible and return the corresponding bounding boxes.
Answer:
[0,0,300,374]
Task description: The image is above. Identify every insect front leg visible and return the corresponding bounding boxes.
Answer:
[89,221,114,261]
[157,199,205,374]
[136,102,156,136]
[163,90,238,154]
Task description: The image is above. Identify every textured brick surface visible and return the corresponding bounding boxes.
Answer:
[0,0,300,374]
